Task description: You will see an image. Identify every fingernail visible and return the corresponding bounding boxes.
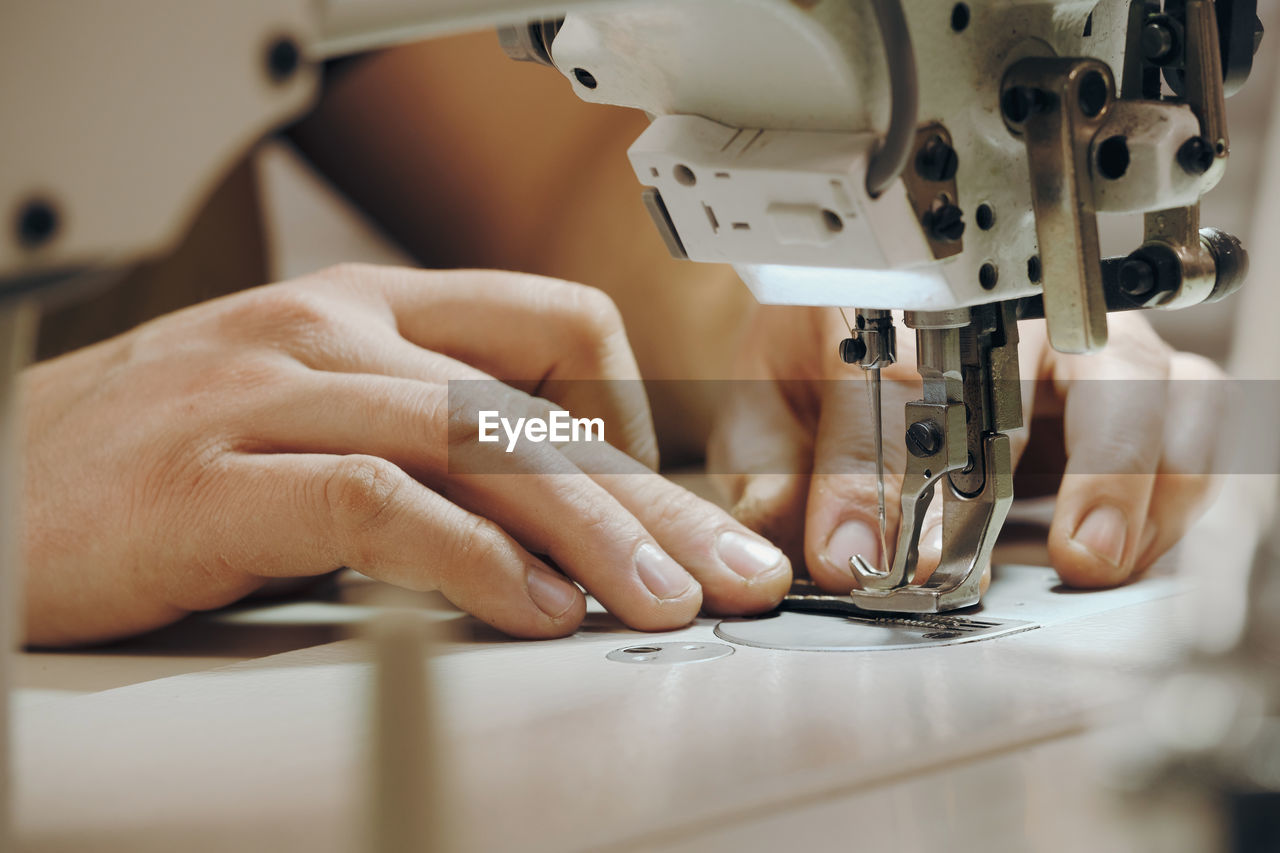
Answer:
[716,531,786,580]
[635,543,695,600]
[1072,504,1128,568]
[526,565,578,619]
[824,520,880,577]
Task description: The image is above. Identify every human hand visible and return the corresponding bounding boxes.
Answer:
[23,265,790,646]
[708,305,1222,593]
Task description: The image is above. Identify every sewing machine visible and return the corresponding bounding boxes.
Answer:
[0,0,1270,848]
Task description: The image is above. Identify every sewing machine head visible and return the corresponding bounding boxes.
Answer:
[502,0,1259,612]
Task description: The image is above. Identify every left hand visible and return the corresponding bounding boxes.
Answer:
[708,305,1223,592]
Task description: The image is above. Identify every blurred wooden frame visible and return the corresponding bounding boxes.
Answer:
[35,158,269,362]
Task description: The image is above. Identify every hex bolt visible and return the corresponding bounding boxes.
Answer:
[915,138,959,182]
[1141,21,1177,64]
[925,203,965,243]
[1117,257,1157,298]
[906,420,943,458]
[839,337,867,365]
[1177,136,1215,175]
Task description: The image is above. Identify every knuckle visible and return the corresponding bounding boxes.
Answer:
[220,287,342,343]
[314,262,381,286]
[178,353,287,400]
[646,486,704,534]
[560,284,626,344]
[439,513,506,572]
[1173,351,1226,381]
[322,455,407,550]
[810,471,884,512]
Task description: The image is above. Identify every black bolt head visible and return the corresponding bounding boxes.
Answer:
[924,204,965,243]
[1177,136,1215,175]
[16,199,58,248]
[1141,22,1177,64]
[906,421,943,458]
[839,337,866,365]
[266,37,301,83]
[915,139,958,182]
[1118,257,1157,298]
[1027,254,1042,283]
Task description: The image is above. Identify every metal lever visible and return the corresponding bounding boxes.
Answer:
[1001,57,1116,354]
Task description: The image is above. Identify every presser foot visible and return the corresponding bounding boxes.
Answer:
[847,432,1013,614]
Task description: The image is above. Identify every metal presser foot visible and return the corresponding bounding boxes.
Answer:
[847,304,1023,614]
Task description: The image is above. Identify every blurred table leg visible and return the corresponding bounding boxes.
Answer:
[0,300,37,846]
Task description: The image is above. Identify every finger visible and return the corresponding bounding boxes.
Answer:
[318,265,659,467]
[804,371,914,593]
[1046,315,1171,587]
[583,448,792,615]
[220,453,586,638]
[912,500,946,583]
[250,372,702,631]
[706,377,813,571]
[1134,353,1226,569]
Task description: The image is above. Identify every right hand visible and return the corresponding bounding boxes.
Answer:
[23,265,791,646]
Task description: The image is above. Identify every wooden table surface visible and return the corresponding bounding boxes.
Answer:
[11,508,1204,853]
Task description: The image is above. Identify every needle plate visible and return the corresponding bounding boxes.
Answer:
[714,591,1037,651]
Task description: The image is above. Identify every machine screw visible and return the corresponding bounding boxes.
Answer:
[915,138,958,182]
[1177,136,1215,175]
[839,337,867,365]
[1027,254,1042,283]
[265,36,301,83]
[15,198,58,248]
[978,262,999,290]
[1118,257,1157,298]
[1141,21,1178,64]
[906,421,943,458]
[924,203,965,243]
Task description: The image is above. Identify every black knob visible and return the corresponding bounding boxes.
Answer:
[1117,257,1157,298]
[839,337,866,365]
[1177,137,1215,175]
[915,139,958,182]
[924,204,965,243]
